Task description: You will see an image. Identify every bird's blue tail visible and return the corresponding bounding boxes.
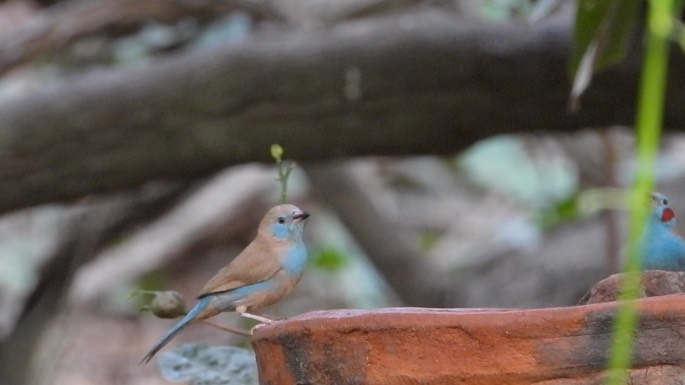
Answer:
[139,296,211,365]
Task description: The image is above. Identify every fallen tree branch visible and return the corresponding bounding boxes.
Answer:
[0,11,682,213]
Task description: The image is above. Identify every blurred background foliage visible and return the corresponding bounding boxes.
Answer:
[0,0,682,384]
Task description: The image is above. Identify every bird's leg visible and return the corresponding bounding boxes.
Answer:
[235,306,279,334]
[236,306,275,324]
[241,312,276,323]
[201,320,251,337]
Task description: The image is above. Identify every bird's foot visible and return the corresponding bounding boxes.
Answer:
[250,323,267,335]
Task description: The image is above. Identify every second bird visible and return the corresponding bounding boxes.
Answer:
[141,204,310,364]
[641,192,685,271]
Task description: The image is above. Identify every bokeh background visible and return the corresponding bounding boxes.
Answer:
[0,0,684,384]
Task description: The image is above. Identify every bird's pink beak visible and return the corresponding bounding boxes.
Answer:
[662,207,675,222]
[293,210,309,223]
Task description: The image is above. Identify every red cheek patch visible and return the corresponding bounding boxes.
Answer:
[662,207,675,222]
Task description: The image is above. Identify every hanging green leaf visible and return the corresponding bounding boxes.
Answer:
[568,0,640,111]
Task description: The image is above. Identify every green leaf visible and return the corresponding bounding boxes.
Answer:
[605,1,677,384]
[311,247,348,272]
[158,344,258,385]
[270,144,283,162]
[568,0,640,110]
[418,230,441,252]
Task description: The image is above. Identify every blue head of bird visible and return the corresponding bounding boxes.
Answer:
[259,204,309,241]
[649,192,676,228]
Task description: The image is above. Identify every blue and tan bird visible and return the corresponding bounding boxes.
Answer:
[140,204,309,364]
[641,192,685,271]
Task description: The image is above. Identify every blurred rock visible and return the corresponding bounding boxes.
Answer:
[578,270,685,305]
[446,216,608,308]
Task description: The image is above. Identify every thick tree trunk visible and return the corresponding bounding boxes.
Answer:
[0,11,682,213]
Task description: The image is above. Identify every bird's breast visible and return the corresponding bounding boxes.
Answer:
[281,242,308,276]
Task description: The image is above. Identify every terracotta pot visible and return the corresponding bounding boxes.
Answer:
[252,295,685,385]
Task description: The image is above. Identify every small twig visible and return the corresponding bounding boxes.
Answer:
[201,320,251,337]
[270,144,294,204]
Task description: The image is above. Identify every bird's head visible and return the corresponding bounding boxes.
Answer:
[649,192,676,224]
[259,204,309,240]
[649,192,669,210]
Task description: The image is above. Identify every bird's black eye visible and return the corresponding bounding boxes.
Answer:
[277,216,285,224]
[663,199,668,205]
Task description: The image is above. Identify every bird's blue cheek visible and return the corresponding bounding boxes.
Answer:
[271,223,290,239]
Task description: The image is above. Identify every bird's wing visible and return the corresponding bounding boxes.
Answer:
[198,238,284,296]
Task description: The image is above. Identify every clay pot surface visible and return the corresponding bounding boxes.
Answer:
[253,295,685,385]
